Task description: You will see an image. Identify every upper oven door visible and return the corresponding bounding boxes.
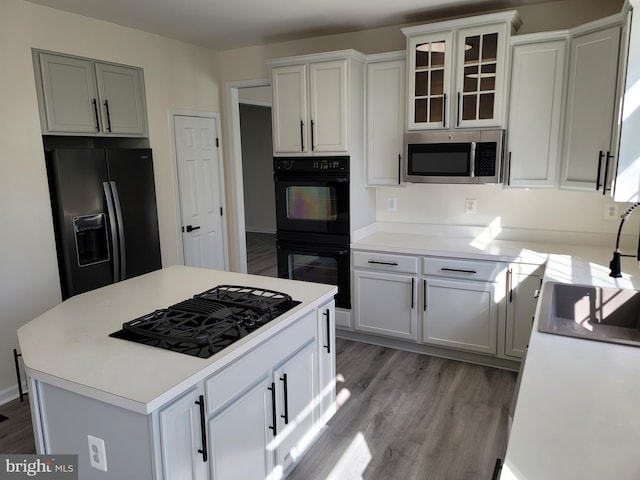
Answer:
[274,173,350,235]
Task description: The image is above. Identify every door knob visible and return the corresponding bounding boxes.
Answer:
[183,225,201,233]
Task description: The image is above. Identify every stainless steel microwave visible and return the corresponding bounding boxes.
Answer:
[402,129,505,184]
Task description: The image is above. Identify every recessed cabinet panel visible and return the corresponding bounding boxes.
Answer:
[354,270,418,341]
[506,38,566,187]
[561,25,621,191]
[272,64,308,153]
[309,60,348,152]
[423,277,498,355]
[366,57,406,186]
[95,63,147,136]
[505,263,543,358]
[39,53,99,134]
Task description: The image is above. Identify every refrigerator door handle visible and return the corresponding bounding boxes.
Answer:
[110,181,126,281]
[103,182,120,282]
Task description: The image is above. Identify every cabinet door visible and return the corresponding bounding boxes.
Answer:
[273,340,318,473]
[354,270,418,341]
[423,277,498,354]
[158,387,208,480]
[208,376,272,480]
[317,300,336,423]
[95,62,147,136]
[309,59,348,152]
[506,39,566,187]
[455,23,508,128]
[407,32,453,130]
[505,264,543,358]
[366,59,406,185]
[272,64,308,153]
[38,53,100,134]
[561,25,621,191]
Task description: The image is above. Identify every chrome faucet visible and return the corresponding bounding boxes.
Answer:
[609,202,640,277]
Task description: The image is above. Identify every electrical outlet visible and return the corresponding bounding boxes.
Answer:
[605,204,618,220]
[387,197,397,212]
[465,198,477,214]
[88,435,107,472]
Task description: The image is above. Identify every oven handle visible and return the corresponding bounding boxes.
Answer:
[274,174,349,183]
[277,243,349,257]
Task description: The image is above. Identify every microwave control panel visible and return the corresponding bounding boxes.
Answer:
[476,143,497,176]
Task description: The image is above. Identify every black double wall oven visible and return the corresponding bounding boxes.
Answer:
[274,156,350,309]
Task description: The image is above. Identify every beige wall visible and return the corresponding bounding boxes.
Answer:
[0,0,221,398]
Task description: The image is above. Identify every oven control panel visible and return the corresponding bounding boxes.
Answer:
[274,156,349,173]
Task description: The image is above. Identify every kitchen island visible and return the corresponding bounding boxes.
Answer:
[17,265,337,480]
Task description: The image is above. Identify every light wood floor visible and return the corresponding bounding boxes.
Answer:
[0,340,515,480]
[246,232,277,277]
[289,339,516,480]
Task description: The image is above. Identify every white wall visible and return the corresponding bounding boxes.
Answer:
[0,0,221,399]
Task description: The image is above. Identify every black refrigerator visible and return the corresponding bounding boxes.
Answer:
[46,148,162,299]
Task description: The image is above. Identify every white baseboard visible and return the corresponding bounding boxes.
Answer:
[0,383,28,406]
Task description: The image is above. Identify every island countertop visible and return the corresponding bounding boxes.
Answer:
[17,266,336,415]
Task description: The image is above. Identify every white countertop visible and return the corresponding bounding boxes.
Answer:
[17,266,336,415]
[353,225,640,479]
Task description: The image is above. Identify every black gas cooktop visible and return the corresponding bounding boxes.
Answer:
[110,285,300,358]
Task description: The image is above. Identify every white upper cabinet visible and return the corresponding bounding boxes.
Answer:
[34,50,148,137]
[403,11,520,130]
[365,53,406,186]
[269,50,365,155]
[614,1,640,202]
[560,23,622,192]
[506,34,567,188]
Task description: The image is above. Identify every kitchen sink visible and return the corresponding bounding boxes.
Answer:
[538,282,640,347]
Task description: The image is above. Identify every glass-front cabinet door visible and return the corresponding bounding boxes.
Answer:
[403,12,517,130]
[407,32,453,130]
[455,24,508,128]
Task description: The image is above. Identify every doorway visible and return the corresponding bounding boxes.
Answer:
[237,86,278,277]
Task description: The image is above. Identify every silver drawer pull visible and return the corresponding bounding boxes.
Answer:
[441,267,477,274]
[368,260,399,266]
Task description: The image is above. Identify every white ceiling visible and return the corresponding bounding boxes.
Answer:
[25,0,553,50]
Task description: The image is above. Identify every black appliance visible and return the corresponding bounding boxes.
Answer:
[110,285,300,358]
[46,148,161,299]
[274,156,350,309]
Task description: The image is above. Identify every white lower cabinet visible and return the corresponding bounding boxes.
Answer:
[422,277,498,355]
[353,251,419,341]
[156,308,330,480]
[317,300,336,420]
[158,386,209,480]
[208,377,272,480]
[504,263,544,358]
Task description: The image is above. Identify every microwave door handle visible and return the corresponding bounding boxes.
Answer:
[469,142,476,178]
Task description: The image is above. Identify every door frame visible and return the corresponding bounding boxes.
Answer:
[225,78,271,274]
[169,109,229,270]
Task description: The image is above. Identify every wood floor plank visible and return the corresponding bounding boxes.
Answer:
[0,396,36,454]
[288,339,516,480]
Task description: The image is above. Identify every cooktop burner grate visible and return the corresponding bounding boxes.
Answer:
[109,284,300,359]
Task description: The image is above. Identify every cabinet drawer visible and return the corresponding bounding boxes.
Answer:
[423,257,506,282]
[205,311,316,414]
[353,251,418,273]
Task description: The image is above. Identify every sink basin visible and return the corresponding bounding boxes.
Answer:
[538,282,640,347]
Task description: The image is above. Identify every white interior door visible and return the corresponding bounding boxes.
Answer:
[174,115,226,270]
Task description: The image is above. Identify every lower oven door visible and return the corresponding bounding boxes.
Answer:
[276,235,350,309]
